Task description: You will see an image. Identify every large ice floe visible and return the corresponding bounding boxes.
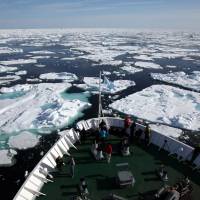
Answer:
[0,149,17,167]
[0,59,37,66]
[151,71,200,92]
[77,77,135,94]
[135,61,162,69]
[8,132,40,150]
[110,85,200,131]
[39,72,78,82]
[0,83,90,134]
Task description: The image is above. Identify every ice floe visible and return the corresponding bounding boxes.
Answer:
[151,52,184,59]
[31,56,50,59]
[27,78,42,83]
[0,75,21,85]
[29,50,55,55]
[8,132,40,149]
[0,65,18,73]
[15,70,27,76]
[102,71,111,76]
[0,83,90,133]
[0,47,23,54]
[151,71,200,92]
[135,61,162,69]
[39,72,78,82]
[61,57,77,61]
[121,65,143,74]
[35,64,46,68]
[0,59,37,66]
[80,77,135,94]
[166,65,177,69]
[134,54,153,61]
[113,71,126,77]
[0,84,32,93]
[76,45,124,66]
[0,149,17,167]
[110,85,200,131]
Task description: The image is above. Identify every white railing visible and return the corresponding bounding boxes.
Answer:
[13,117,200,200]
[13,129,79,200]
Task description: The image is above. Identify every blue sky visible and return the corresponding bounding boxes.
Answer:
[0,0,200,30]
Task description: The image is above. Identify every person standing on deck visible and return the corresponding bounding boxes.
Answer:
[144,124,151,146]
[98,120,109,144]
[69,156,75,178]
[99,120,107,131]
[124,115,132,137]
[96,143,104,160]
[105,143,113,163]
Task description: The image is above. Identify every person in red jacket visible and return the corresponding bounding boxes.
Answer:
[105,143,113,163]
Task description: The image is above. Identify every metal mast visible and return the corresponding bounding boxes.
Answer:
[98,71,102,120]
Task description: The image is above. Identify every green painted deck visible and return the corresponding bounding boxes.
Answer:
[37,134,200,200]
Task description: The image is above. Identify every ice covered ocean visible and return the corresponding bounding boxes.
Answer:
[0,29,200,199]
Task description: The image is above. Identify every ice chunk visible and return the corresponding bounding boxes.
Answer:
[0,59,37,65]
[110,85,200,131]
[15,70,27,75]
[102,71,111,75]
[27,78,42,83]
[166,65,177,68]
[8,132,40,149]
[0,149,17,167]
[151,71,200,92]
[113,71,126,77]
[35,64,46,68]
[39,72,78,82]
[61,57,76,61]
[121,65,143,74]
[135,61,162,69]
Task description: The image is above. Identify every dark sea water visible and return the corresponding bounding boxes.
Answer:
[0,30,200,199]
